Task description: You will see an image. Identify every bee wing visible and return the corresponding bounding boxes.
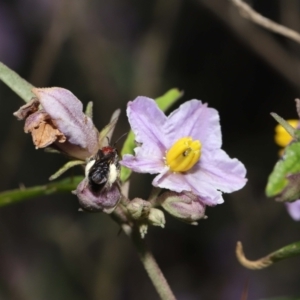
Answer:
[98,109,121,147]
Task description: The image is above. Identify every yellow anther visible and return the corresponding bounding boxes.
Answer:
[275,119,298,147]
[166,137,201,172]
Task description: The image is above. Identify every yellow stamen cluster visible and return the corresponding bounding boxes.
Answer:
[274,119,298,147]
[166,137,201,172]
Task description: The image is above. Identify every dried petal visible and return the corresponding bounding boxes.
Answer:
[24,110,66,148]
[13,97,40,120]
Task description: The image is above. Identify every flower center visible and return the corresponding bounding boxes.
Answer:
[166,137,201,172]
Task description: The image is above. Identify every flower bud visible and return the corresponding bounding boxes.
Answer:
[127,198,151,220]
[14,87,99,160]
[139,223,148,239]
[75,177,121,214]
[148,208,165,228]
[159,191,206,225]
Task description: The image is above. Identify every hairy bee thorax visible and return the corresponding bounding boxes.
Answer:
[86,146,120,192]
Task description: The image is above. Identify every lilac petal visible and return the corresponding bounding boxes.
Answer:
[127,97,167,157]
[184,173,224,205]
[32,87,98,158]
[164,100,221,150]
[121,154,165,174]
[153,169,192,193]
[191,149,247,193]
[286,200,300,221]
[153,169,223,206]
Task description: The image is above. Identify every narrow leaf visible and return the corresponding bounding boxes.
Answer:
[85,101,94,119]
[0,61,35,103]
[271,113,296,139]
[99,109,121,146]
[49,160,85,180]
[0,176,83,207]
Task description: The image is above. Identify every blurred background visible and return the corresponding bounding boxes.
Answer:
[0,0,300,299]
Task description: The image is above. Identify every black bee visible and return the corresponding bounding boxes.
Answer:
[86,145,120,192]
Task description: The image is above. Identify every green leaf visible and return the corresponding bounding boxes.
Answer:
[0,61,35,103]
[266,141,300,199]
[0,176,83,208]
[155,88,184,112]
[120,131,135,182]
[120,88,183,182]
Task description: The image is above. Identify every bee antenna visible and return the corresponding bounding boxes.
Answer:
[114,132,128,146]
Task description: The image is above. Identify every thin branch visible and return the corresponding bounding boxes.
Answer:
[199,0,300,90]
[0,176,82,207]
[231,0,300,44]
[236,241,273,270]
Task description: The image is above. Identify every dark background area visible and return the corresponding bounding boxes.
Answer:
[0,0,300,299]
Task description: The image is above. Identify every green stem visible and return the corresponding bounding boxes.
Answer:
[130,227,176,300]
[0,61,35,103]
[0,176,82,207]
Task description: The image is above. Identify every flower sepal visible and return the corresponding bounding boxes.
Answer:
[136,208,166,238]
[148,208,165,228]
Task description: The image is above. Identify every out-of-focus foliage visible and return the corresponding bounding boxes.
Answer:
[1,0,300,299]
[266,142,300,201]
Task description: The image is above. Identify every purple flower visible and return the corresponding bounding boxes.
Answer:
[121,97,247,206]
[286,200,300,221]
